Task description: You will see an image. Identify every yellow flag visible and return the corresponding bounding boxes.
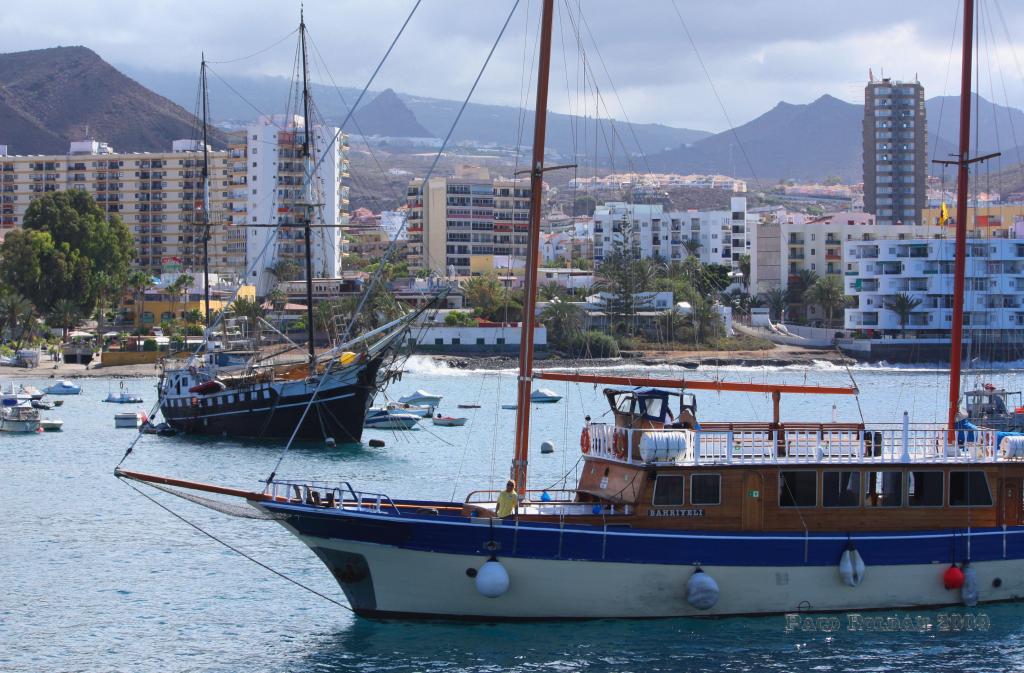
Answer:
[939,202,950,226]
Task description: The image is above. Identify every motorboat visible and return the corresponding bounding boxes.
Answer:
[140,421,177,436]
[363,410,420,430]
[115,411,147,429]
[104,382,143,404]
[457,404,481,409]
[398,390,443,406]
[530,388,562,403]
[368,401,435,418]
[0,404,41,432]
[39,419,63,432]
[19,385,44,401]
[44,380,81,395]
[31,400,53,411]
[432,415,467,427]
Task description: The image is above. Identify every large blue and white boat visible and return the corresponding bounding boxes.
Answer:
[118,0,1024,621]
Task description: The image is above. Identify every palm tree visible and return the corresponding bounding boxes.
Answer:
[47,299,82,342]
[805,276,847,328]
[229,297,265,324]
[462,273,505,317]
[168,274,195,323]
[539,282,563,301]
[885,292,923,337]
[787,268,820,324]
[539,298,584,349]
[738,254,751,292]
[683,239,702,257]
[686,298,723,344]
[761,288,788,323]
[12,297,36,348]
[128,271,153,331]
[267,288,288,312]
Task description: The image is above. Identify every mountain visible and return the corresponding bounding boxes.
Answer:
[0,46,226,155]
[349,88,432,138]
[119,65,712,159]
[646,95,864,183]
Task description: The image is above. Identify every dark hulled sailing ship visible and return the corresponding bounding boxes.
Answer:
[157,18,418,443]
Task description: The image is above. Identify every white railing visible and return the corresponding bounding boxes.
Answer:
[583,423,1001,466]
[267,479,401,515]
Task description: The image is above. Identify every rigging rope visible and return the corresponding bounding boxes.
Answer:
[118,476,353,611]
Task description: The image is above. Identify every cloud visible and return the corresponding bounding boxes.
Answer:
[3,0,1023,132]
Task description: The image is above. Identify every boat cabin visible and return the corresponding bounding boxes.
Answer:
[965,386,1022,419]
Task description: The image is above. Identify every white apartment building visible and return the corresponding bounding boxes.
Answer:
[240,115,349,294]
[749,210,936,295]
[0,140,244,277]
[844,238,1024,336]
[592,197,753,270]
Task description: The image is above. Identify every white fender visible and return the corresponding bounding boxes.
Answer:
[686,568,719,610]
[839,545,866,587]
[961,566,979,607]
[475,558,510,598]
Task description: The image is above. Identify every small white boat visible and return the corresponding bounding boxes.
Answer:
[44,380,81,395]
[457,403,481,409]
[432,415,467,427]
[39,419,63,432]
[364,411,420,430]
[0,404,41,432]
[103,382,143,404]
[398,389,443,406]
[115,411,147,429]
[531,388,562,403]
[19,385,44,401]
[369,402,434,418]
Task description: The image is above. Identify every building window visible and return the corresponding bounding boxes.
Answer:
[779,471,816,507]
[949,471,993,506]
[907,471,944,507]
[822,471,860,507]
[690,474,721,505]
[476,338,485,345]
[434,338,443,345]
[652,475,685,506]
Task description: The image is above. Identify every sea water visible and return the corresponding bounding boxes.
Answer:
[3,360,1024,672]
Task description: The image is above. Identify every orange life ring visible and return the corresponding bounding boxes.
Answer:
[613,429,628,459]
[580,427,590,454]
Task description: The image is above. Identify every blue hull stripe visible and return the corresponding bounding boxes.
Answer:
[264,502,1024,567]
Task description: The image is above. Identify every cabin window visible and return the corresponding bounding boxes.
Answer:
[908,471,944,507]
[642,396,664,420]
[865,471,903,507]
[652,475,685,506]
[779,471,816,507]
[949,471,993,507]
[690,474,720,505]
[822,471,860,507]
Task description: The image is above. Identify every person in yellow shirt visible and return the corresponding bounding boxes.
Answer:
[496,479,517,518]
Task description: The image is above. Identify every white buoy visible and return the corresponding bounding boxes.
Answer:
[839,544,866,587]
[540,440,554,454]
[961,565,979,607]
[686,567,719,610]
[475,558,510,598]
[325,437,336,448]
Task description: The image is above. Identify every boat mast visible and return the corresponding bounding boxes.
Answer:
[299,11,316,365]
[946,0,975,431]
[512,0,554,492]
[200,55,212,330]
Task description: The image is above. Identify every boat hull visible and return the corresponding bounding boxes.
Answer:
[160,356,385,442]
[263,503,1024,620]
[0,419,40,433]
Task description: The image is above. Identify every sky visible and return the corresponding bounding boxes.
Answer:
[4,0,1024,132]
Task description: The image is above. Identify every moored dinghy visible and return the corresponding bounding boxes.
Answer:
[432,415,467,427]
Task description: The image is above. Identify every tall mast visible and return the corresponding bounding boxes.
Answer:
[946,0,975,431]
[299,11,316,364]
[511,0,554,492]
[200,55,212,329]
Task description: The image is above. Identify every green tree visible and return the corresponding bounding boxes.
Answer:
[267,288,288,311]
[761,287,788,323]
[167,274,195,323]
[738,254,751,291]
[885,291,923,337]
[539,282,565,301]
[539,298,584,348]
[572,195,597,217]
[229,297,265,324]
[787,268,820,324]
[444,311,476,327]
[47,298,82,342]
[3,190,133,317]
[462,273,505,317]
[805,275,848,328]
[128,271,154,331]
[686,298,724,344]
[12,297,37,348]
[270,259,301,282]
